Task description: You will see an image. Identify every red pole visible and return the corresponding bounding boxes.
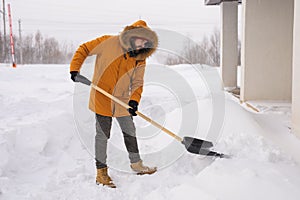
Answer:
[7,3,16,68]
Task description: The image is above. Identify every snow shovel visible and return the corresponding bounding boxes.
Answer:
[75,74,225,158]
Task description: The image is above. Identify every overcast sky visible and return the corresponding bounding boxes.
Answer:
[4,0,223,46]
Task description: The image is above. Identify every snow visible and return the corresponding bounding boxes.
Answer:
[1,63,300,199]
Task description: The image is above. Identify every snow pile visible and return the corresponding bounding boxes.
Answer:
[1,64,300,200]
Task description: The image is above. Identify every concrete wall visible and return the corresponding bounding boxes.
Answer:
[220,1,238,88]
[241,0,294,101]
[293,0,300,138]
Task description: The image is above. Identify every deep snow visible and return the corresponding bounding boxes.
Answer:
[1,63,300,200]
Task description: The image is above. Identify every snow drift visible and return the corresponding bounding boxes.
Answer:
[1,64,300,200]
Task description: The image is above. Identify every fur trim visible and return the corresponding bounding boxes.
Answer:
[119,22,158,60]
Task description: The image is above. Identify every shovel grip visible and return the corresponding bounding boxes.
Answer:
[75,74,92,86]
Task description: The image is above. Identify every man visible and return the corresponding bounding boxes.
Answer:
[69,20,158,188]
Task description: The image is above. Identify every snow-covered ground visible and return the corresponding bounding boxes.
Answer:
[1,63,300,200]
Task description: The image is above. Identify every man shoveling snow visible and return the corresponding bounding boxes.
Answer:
[69,20,158,188]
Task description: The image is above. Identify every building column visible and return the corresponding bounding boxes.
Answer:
[293,0,300,138]
[241,0,294,101]
[220,1,238,89]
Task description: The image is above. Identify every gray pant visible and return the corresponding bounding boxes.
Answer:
[95,114,141,169]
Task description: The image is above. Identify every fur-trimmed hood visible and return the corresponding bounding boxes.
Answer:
[119,20,158,60]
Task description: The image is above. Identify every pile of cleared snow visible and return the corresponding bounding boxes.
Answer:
[1,64,300,200]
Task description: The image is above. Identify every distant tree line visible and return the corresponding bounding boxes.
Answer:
[1,29,241,66]
[156,29,241,67]
[0,30,75,64]
[160,29,221,66]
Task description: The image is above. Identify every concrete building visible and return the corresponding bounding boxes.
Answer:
[205,0,300,138]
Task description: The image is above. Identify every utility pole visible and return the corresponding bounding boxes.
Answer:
[18,19,22,64]
[0,12,1,30]
[2,0,6,62]
[0,7,2,61]
[7,3,16,67]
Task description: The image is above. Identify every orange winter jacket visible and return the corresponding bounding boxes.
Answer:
[70,20,158,117]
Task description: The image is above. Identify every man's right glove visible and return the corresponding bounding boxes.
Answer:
[128,100,138,116]
[70,71,79,82]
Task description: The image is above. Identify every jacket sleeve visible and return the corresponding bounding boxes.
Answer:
[70,35,111,72]
[130,60,146,103]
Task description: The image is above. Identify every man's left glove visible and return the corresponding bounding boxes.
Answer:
[128,100,138,116]
[70,71,79,82]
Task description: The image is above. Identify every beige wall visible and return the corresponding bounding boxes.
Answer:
[220,1,238,88]
[241,0,294,101]
[293,0,300,138]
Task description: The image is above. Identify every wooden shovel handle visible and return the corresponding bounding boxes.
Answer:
[91,84,183,142]
[91,84,131,109]
[135,111,183,142]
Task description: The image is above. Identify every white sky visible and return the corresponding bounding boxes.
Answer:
[4,0,223,46]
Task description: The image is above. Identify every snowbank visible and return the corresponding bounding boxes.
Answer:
[1,64,300,200]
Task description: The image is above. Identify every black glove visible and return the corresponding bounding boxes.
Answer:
[70,71,79,82]
[128,100,138,116]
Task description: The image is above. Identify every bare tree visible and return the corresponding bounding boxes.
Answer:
[0,34,10,62]
[60,41,75,63]
[0,32,3,62]
[42,37,63,64]
[34,30,43,63]
[208,28,220,66]
[198,36,210,64]
[22,34,35,64]
[158,29,222,67]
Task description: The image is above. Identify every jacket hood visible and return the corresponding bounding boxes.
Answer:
[119,20,158,60]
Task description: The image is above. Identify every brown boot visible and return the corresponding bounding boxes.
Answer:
[130,160,157,175]
[96,167,116,188]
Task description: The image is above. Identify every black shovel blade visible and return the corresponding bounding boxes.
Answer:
[182,136,213,150]
[198,149,225,158]
[182,137,227,158]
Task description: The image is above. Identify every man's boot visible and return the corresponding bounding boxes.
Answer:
[96,167,116,188]
[130,160,157,175]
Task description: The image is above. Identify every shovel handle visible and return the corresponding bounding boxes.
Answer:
[92,84,183,142]
[91,84,131,110]
[75,74,183,142]
[135,111,183,142]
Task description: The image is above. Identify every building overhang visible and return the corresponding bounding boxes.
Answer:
[205,0,241,6]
